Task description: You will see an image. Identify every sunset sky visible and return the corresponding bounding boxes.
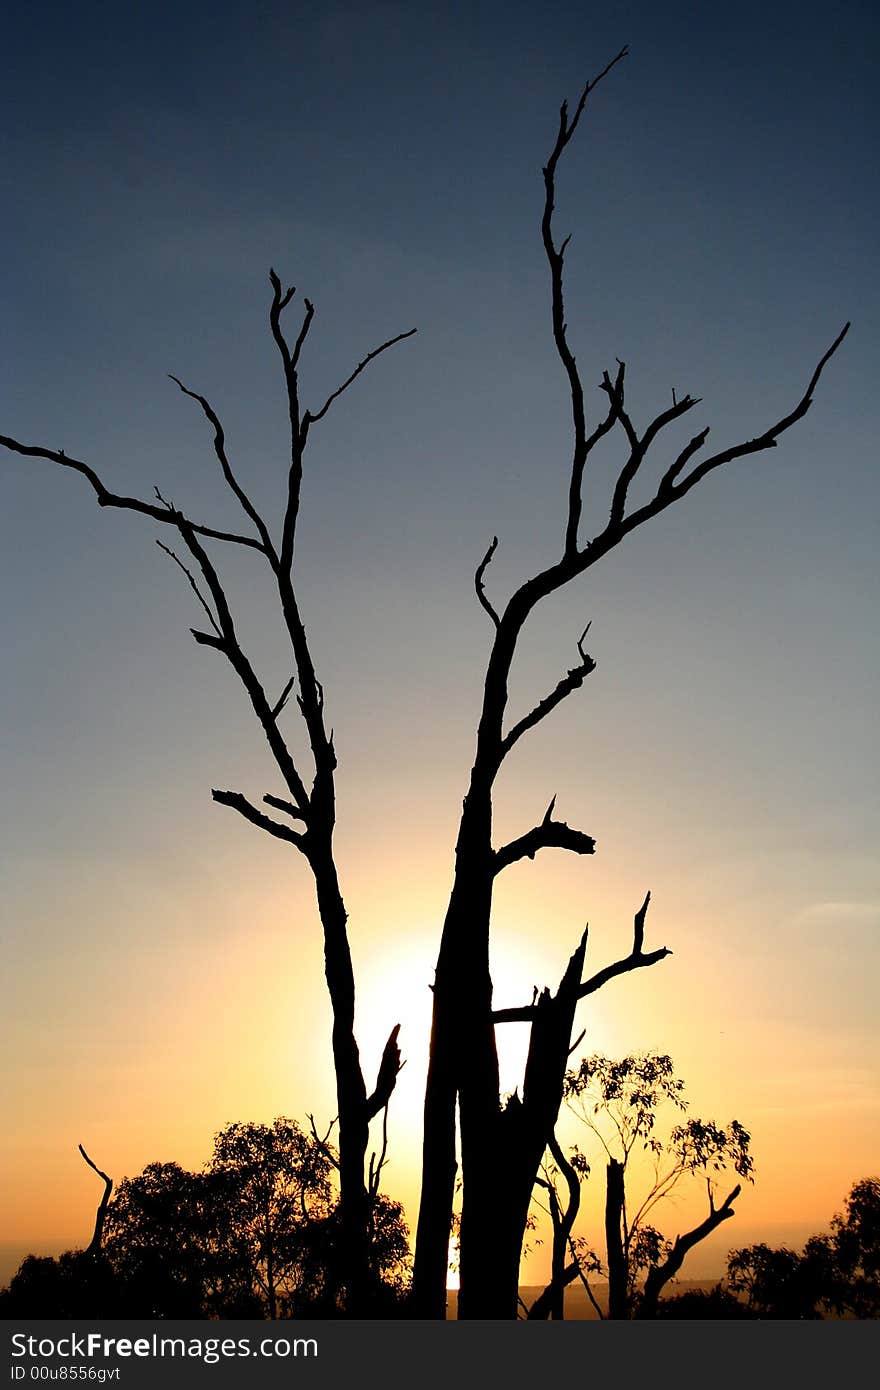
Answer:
[2,0,878,1288]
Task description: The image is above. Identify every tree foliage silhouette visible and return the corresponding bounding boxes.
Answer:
[0,1119,411,1318]
[207,1119,333,1318]
[727,1177,880,1319]
[103,1161,256,1317]
[527,1053,752,1318]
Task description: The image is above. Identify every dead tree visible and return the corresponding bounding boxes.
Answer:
[637,1182,742,1318]
[411,47,848,1318]
[1,278,412,1312]
[79,1144,112,1256]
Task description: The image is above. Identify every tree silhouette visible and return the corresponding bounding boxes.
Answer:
[0,1250,122,1320]
[412,47,846,1318]
[527,1053,752,1318]
[828,1177,880,1318]
[0,1144,120,1319]
[1,46,848,1322]
[208,1118,333,1317]
[78,1143,113,1256]
[0,281,412,1313]
[100,1118,410,1318]
[728,1177,880,1319]
[527,1137,602,1320]
[1,1117,411,1318]
[103,1161,252,1317]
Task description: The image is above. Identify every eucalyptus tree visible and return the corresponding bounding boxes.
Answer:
[562,1053,753,1319]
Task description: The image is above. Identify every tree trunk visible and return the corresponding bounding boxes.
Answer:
[414,791,499,1317]
[415,843,587,1319]
[311,844,371,1314]
[605,1158,628,1318]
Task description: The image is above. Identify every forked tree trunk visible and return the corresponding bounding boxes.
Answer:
[414,794,496,1317]
[415,831,588,1319]
[409,49,843,1316]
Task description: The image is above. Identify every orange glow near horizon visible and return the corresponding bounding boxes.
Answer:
[3,844,877,1288]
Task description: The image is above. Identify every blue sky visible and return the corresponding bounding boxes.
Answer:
[1,0,878,1277]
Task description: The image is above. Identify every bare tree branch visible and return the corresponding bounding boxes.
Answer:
[591,320,850,544]
[168,375,276,557]
[540,47,629,557]
[78,1143,112,1256]
[492,893,669,1024]
[494,799,596,874]
[475,536,500,628]
[601,367,702,528]
[268,268,312,575]
[175,519,311,814]
[307,1113,340,1172]
[155,540,222,637]
[263,793,306,821]
[368,1100,392,1201]
[304,328,417,427]
[501,634,596,757]
[190,627,225,650]
[549,1131,581,1236]
[212,788,307,849]
[271,675,295,720]
[657,425,712,496]
[526,1131,586,1319]
[578,891,670,999]
[0,435,266,551]
[639,1182,741,1316]
[366,1023,403,1121]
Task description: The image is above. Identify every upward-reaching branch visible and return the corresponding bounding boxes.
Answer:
[645,321,851,509]
[540,46,629,557]
[601,368,701,528]
[366,1023,403,1121]
[638,1182,742,1317]
[173,515,312,816]
[78,1144,112,1256]
[475,536,501,628]
[168,374,277,559]
[501,628,596,758]
[492,893,669,1024]
[268,269,310,575]
[304,327,417,427]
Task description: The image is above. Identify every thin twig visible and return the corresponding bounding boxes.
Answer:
[156,540,222,637]
[305,329,417,426]
[168,374,275,556]
[475,536,501,628]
